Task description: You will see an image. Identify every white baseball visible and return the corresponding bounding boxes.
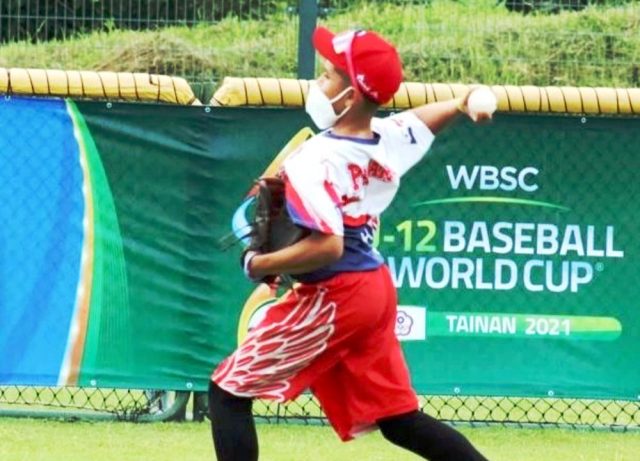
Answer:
[467,87,497,116]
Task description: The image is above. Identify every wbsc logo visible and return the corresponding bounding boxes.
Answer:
[446,165,539,192]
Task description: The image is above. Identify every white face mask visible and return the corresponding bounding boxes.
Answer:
[305,82,353,130]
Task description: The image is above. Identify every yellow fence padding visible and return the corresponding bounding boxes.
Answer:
[211,77,310,108]
[0,68,199,105]
[211,77,640,115]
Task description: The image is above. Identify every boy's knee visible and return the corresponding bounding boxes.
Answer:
[208,380,252,415]
[377,411,418,446]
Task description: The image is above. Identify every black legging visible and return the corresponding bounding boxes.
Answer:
[208,381,258,461]
[378,410,489,461]
[209,381,488,461]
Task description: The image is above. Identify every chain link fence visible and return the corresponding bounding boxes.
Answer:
[0,0,628,42]
[0,0,280,41]
[0,386,201,421]
[2,387,639,429]
[256,395,640,430]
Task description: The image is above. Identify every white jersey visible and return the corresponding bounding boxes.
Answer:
[282,111,435,282]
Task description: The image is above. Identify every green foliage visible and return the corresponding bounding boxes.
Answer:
[504,0,633,14]
[321,1,640,86]
[0,1,281,43]
[0,1,638,87]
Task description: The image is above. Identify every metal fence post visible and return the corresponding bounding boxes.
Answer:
[297,0,319,79]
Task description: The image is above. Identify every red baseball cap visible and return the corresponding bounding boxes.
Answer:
[312,26,403,105]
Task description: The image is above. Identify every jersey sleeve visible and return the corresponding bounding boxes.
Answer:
[375,110,435,177]
[282,154,344,236]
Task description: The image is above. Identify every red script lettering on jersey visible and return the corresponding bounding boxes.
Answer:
[348,161,393,191]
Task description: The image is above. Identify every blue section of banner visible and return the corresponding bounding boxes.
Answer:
[0,97,84,384]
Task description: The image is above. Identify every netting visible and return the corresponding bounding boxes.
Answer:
[0,386,198,422]
[2,387,639,430]
[255,395,640,431]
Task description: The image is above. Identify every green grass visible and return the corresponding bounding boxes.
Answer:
[1,418,640,461]
[0,0,639,89]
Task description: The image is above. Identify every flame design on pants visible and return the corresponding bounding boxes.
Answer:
[213,288,336,402]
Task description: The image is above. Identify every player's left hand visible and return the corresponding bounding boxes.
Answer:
[241,249,262,282]
[241,250,281,286]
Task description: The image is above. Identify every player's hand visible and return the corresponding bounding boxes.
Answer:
[241,249,261,282]
[241,250,281,286]
[458,88,495,123]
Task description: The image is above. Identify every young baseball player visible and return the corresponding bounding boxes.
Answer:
[209,27,492,461]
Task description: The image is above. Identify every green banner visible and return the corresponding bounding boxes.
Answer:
[3,97,639,400]
[72,102,310,390]
[387,114,639,399]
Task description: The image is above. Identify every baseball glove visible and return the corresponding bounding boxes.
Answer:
[246,177,308,254]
